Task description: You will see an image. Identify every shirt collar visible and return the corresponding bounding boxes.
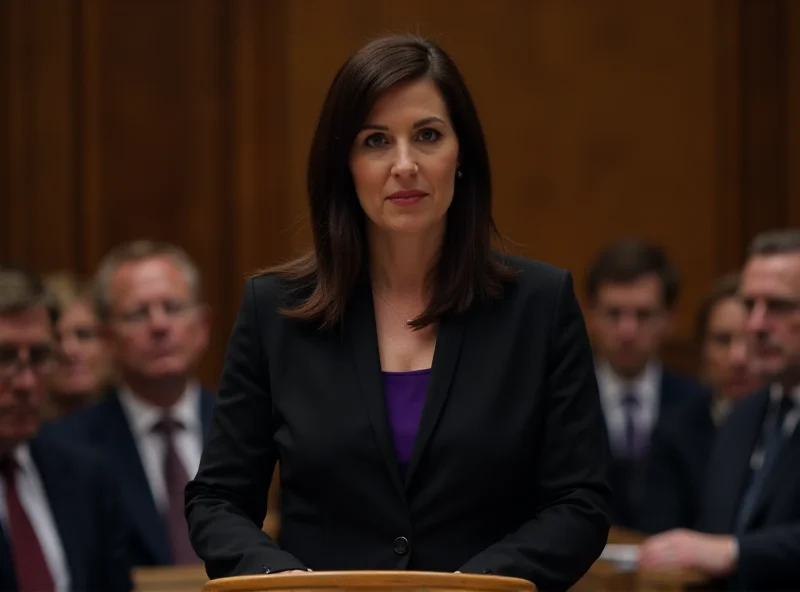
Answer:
[597,359,662,403]
[7,443,35,475]
[118,381,201,437]
[769,382,800,408]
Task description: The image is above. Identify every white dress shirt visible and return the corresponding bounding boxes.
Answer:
[0,444,71,592]
[596,360,662,456]
[117,383,204,512]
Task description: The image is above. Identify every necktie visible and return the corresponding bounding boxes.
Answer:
[620,391,641,459]
[0,457,55,592]
[734,395,795,533]
[152,417,199,564]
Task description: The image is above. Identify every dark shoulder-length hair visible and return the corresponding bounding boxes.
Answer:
[266,34,514,330]
[694,273,741,344]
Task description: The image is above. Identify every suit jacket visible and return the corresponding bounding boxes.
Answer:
[605,370,706,530]
[698,388,800,591]
[52,386,215,567]
[638,390,717,534]
[0,425,132,592]
[185,256,612,591]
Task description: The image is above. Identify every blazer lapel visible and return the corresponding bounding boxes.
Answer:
[103,395,172,564]
[199,387,215,439]
[29,436,87,591]
[347,281,406,498]
[404,313,465,487]
[718,391,769,531]
[658,373,673,414]
[745,416,800,529]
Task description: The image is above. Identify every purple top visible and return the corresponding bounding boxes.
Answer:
[382,368,431,475]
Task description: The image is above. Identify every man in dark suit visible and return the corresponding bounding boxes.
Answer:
[0,263,131,592]
[638,229,800,591]
[640,274,761,533]
[584,239,706,529]
[55,241,214,568]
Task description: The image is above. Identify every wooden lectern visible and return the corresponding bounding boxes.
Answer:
[202,571,536,592]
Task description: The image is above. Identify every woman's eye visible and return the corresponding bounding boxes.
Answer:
[417,128,441,142]
[364,133,387,148]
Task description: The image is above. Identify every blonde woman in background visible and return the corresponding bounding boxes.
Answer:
[44,271,111,418]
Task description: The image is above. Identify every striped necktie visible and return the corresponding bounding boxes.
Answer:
[734,395,795,533]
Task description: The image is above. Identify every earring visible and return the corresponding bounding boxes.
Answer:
[457,169,463,179]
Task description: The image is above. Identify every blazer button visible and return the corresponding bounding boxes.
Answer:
[393,536,409,555]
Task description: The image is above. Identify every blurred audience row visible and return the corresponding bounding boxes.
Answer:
[589,231,799,589]
[1,229,799,591]
[1,241,212,591]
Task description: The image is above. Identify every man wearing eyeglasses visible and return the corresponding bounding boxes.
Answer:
[54,240,214,568]
[0,263,132,592]
[638,229,800,591]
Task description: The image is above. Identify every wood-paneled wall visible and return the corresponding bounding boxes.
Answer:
[2,0,798,386]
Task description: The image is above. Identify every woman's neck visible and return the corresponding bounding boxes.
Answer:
[368,225,444,297]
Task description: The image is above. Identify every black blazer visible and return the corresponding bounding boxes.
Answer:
[638,390,717,534]
[185,256,611,591]
[604,370,706,530]
[53,387,215,566]
[0,426,132,592]
[698,388,800,591]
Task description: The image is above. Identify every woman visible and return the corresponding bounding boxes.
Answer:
[639,273,760,534]
[43,272,110,419]
[694,274,760,413]
[186,35,610,590]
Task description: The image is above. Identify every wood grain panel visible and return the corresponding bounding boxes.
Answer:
[1,0,82,272]
[0,0,15,260]
[229,0,292,281]
[512,0,718,341]
[79,0,232,386]
[2,0,798,383]
[789,0,800,227]
[738,0,789,242]
[713,0,744,275]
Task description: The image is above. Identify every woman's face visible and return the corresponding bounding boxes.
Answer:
[52,300,108,395]
[701,297,760,400]
[349,78,460,237]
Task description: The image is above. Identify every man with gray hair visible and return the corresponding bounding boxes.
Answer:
[55,240,214,567]
[0,263,132,592]
[638,229,800,591]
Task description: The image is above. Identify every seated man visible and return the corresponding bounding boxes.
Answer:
[639,230,800,591]
[639,274,760,533]
[584,239,707,528]
[0,263,131,592]
[55,240,214,567]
